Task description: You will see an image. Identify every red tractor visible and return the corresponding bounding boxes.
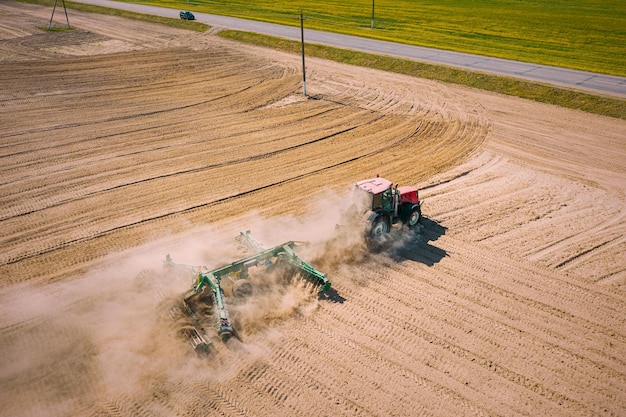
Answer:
[352,176,422,239]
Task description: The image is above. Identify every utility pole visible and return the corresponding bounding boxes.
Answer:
[371,0,375,29]
[300,11,307,96]
[48,0,71,30]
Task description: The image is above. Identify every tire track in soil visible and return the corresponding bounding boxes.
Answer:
[244,338,389,417]
[421,150,625,290]
[281,306,496,417]
[0,115,418,267]
[432,223,626,334]
[142,379,249,417]
[320,282,538,416]
[0,95,332,182]
[326,261,611,416]
[233,356,342,417]
[3,42,488,276]
[0,49,288,140]
[3,57,478,272]
[361,256,624,415]
[0,109,381,221]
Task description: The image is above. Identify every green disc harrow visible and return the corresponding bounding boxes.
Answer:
[164,231,330,353]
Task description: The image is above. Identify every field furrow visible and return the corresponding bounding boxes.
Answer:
[0,3,624,417]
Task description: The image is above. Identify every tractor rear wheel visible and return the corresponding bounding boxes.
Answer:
[407,207,421,228]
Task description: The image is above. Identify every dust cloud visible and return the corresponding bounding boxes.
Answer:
[0,193,373,416]
[239,187,372,269]
[0,241,192,416]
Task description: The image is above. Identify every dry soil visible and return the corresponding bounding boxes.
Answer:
[1,3,625,416]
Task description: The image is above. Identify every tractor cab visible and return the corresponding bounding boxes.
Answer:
[353,177,394,212]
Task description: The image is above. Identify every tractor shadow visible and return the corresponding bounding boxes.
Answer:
[316,218,446,303]
[387,217,448,266]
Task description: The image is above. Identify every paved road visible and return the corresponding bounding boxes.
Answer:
[69,0,626,98]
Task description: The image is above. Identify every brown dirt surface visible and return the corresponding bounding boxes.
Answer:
[1,2,625,416]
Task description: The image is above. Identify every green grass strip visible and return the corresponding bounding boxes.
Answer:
[219,30,626,121]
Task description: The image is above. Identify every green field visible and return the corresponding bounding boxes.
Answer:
[121,0,626,77]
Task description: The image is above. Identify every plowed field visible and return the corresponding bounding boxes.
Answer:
[1,3,625,417]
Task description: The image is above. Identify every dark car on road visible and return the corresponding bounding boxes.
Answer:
[179,11,195,20]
